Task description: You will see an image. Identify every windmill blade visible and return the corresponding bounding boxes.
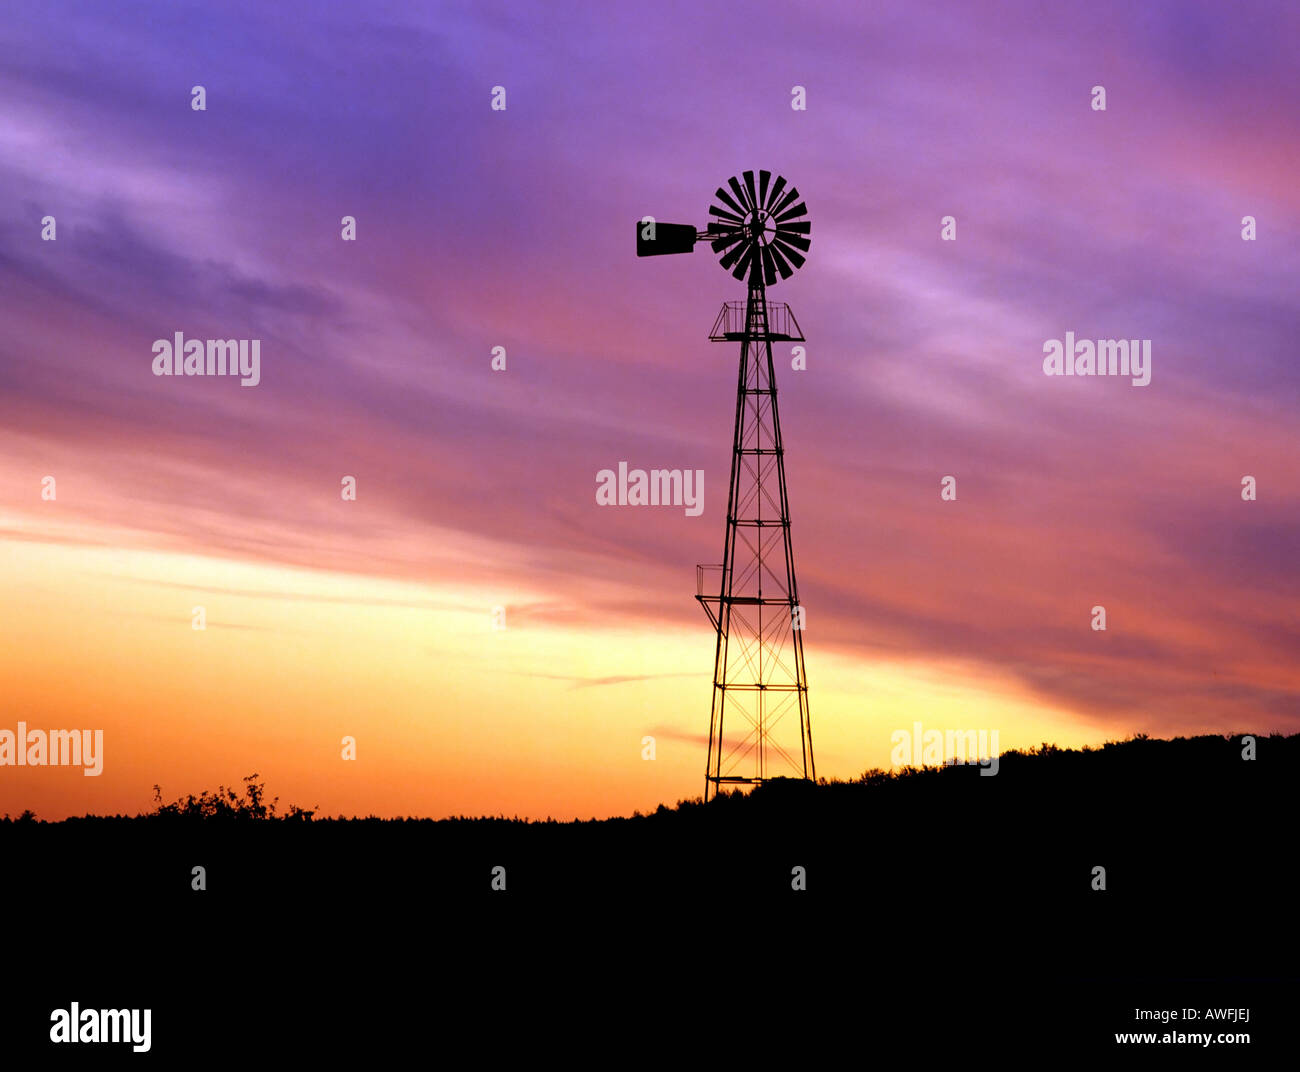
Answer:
[758,170,771,210]
[719,238,750,271]
[715,186,746,217]
[775,201,807,222]
[773,238,806,268]
[731,244,755,281]
[776,220,811,235]
[768,185,800,218]
[743,171,759,214]
[773,230,810,248]
[768,241,795,279]
[728,175,751,210]
[709,205,745,224]
[760,244,778,285]
[766,175,788,212]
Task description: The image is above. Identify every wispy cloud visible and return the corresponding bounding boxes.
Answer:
[2,0,1297,743]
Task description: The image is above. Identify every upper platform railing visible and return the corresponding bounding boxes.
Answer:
[709,301,805,342]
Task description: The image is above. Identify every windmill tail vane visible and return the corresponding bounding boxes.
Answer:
[636,169,814,802]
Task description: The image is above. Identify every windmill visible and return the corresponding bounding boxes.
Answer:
[636,170,814,801]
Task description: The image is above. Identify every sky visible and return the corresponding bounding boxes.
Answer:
[1,0,1298,820]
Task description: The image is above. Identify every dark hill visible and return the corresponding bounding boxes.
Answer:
[5,732,1293,919]
[3,732,1295,1058]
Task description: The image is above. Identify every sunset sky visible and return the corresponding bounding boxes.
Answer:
[2,1,1298,820]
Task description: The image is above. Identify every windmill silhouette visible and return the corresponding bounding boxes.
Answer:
[637,170,814,801]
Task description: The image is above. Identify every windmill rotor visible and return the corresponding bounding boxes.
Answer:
[707,169,811,284]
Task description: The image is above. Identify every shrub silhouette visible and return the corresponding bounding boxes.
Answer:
[150,773,282,821]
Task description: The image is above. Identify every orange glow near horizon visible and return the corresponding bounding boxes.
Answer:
[1,523,1124,821]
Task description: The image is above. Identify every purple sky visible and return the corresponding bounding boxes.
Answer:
[3,0,1299,739]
